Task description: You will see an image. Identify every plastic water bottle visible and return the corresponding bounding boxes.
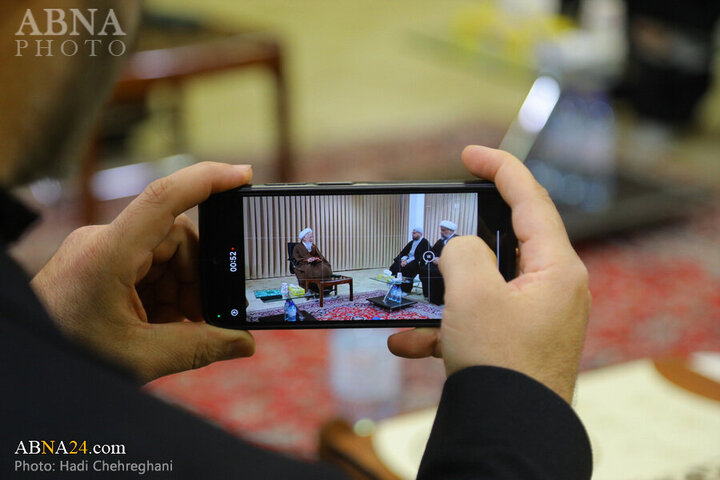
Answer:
[284,298,297,322]
[281,282,289,298]
[384,284,402,305]
[391,284,402,303]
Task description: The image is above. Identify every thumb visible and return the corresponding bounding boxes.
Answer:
[140,322,255,382]
[439,236,506,304]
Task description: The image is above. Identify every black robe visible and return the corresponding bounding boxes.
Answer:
[389,238,430,292]
[420,234,458,304]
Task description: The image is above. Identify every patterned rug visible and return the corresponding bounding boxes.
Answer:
[146,203,720,459]
[576,204,720,370]
[248,290,443,322]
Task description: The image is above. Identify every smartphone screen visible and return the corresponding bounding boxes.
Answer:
[200,182,516,329]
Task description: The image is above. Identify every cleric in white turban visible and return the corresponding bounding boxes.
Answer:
[388,226,431,293]
[298,228,313,249]
[419,220,460,305]
[292,227,333,290]
[439,220,457,233]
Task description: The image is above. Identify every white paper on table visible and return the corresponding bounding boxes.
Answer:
[372,355,720,480]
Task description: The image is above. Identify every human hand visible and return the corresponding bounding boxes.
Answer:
[401,259,407,267]
[388,146,590,403]
[31,163,256,383]
[432,258,439,265]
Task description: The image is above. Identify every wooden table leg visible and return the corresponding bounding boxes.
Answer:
[349,280,353,301]
[318,284,324,308]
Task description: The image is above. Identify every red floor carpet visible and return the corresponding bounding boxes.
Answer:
[146,204,720,458]
[248,290,444,322]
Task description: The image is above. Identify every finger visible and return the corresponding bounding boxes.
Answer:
[143,273,202,323]
[143,322,255,381]
[140,262,168,285]
[179,281,204,322]
[149,273,179,319]
[387,328,441,359]
[146,303,184,324]
[462,145,574,272]
[439,236,506,305]
[143,215,203,322]
[134,218,189,284]
[146,215,198,274]
[112,162,252,262]
[169,214,199,283]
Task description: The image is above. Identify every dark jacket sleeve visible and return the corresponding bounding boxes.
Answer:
[418,366,592,480]
[394,241,413,263]
[415,238,430,265]
[431,239,444,257]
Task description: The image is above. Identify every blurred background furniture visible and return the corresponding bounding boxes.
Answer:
[79,11,291,223]
[319,419,401,480]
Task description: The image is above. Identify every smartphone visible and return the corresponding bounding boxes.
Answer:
[199,181,516,329]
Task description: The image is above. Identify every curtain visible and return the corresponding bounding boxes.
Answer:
[423,193,478,245]
[244,194,410,279]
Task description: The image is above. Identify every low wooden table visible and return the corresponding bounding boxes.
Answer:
[303,275,353,307]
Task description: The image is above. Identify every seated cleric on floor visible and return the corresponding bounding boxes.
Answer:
[421,220,459,305]
[0,2,592,478]
[389,227,430,294]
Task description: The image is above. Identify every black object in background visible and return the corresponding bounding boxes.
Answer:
[618,1,719,126]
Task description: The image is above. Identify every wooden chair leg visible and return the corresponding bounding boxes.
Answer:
[79,132,101,225]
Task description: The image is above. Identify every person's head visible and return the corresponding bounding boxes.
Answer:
[411,227,423,240]
[0,1,142,187]
[439,220,457,239]
[299,228,313,244]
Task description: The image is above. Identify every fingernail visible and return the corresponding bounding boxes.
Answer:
[234,165,253,181]
[466,145,490,154]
